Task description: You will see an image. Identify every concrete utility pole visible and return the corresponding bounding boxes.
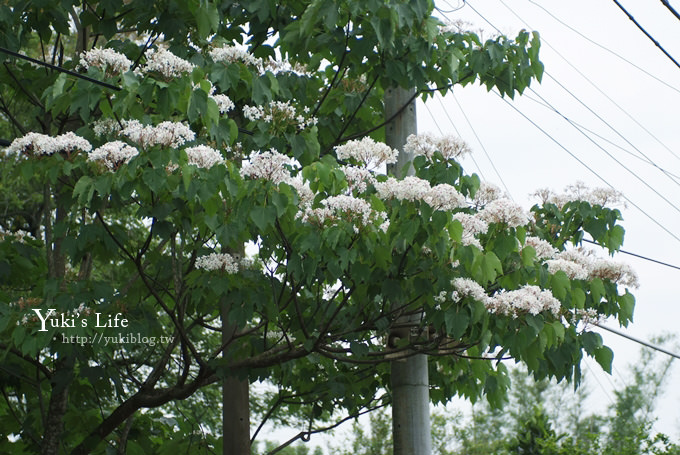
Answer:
[223,304,250,455]
[385,86,432,455]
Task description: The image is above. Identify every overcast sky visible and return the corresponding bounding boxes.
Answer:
[420,0,680,436]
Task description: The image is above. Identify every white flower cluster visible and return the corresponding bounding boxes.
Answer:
[195,253,241,273]
[472,182,504,207]
[451,277,489,304]
[298,195,388,233]
[88,141,139,170]
[543,248,639,289]
[93,118,121,137]
[286,178,315,206]
[373,176,466,211]
[341,165,377,193]
[478,198,531,228]
[240,148,295,184]
[422,183,466,211]
[78,47,132,74]
[404,133,471,161]
[140,48,195,78]
[120,120,196,148]
[487,285,562,318]
[184,145,224,169]
[0,229,34,242]
[590,258,640,289]
[571,308,603,327]
[375,176,431,202]
[452,213,489,248]
[193,82,235,114]
[533,181,625,209]
[209,45,263,69]
[335,137,399,169]
[7,132,92,156]
[243,101,318,131]
[523,236,558,260]
[264,57,311,76]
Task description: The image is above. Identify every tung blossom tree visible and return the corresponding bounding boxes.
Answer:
[0,1,636,454]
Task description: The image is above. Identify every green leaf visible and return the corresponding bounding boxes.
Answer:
[594,346,614,373]
[250,205,276,232]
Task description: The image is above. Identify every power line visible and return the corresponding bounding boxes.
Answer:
[610,0,680,69]
[525,0,680,95]
[434,93,487,180]
[493,89,680,245]
[529,87,680,217]
[583,239,680,271]
[522,93,680,184]
[595,323,680,360]
[501,0,680,172]
[0,46,121,91]
[451,92,512,197]
[661,0,680,21]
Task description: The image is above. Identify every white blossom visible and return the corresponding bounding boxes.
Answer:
[524,236,558,260]
[335,137,398,169]
[183,145,224,169]
[478,198,531,228]
[140,48,195,78]
[195,253,240,273]
[533,181,625,209]
[544,248,592,280]
[451,277,490,304]
[240,148,295,184]
[375,176,431,202]
[7,132,91,156]
[472,181,504,207]
[88,141,139,170]
[298,194,387,231]
[120,120,195,148]
[78,47,132,74]
[487,285,561,317]
[423,184,466,211]
[243,101,317,130]
[209,45,264,69]
[452,213,488,248]
[210,93,235,113]
[286,177,315,206]
[404,133,470,161]
[545,258,590,280]
[341,165,377,193]
[589,258,640,289]
[93,118,122,137]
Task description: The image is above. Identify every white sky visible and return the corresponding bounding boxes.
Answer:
[420,0,680,438]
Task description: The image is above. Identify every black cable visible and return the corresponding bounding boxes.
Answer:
[0,46,121,91]
[611,0,680,69]
[451,92,512,196]
[525,0,680,95]
[529,86,680,216]
[0,139,10,147]
[493,89,680,245]
[583,239,680,271]
[522,93,680,184]
[504,0,680,165]
[661,0,680,21]
[595,323,680,360]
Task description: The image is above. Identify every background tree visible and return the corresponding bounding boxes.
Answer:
[0,1,639,454]
[330,340,678,455]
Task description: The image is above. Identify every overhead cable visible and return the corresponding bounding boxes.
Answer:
[610,0,680,69]
[525,0,680,95]
[0,46,121,91]
[595,323,680,360]
[493,89,680,245]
